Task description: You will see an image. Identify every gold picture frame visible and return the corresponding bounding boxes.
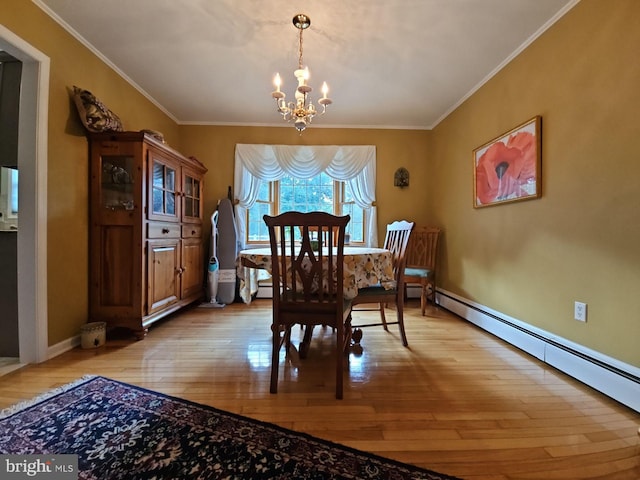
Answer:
[473,116,541,208]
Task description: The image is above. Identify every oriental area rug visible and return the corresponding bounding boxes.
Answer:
[0,376,461,480]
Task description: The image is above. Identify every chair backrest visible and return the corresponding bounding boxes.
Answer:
[406,226,441,270]
[382,220,415,283]
[299,225,340,246]
[264,211,350,323]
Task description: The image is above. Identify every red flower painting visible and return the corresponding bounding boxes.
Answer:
[474,117,541,207]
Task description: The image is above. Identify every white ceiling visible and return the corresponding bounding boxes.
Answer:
[36,0,577,130]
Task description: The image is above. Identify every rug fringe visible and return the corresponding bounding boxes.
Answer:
[0,375,98,419]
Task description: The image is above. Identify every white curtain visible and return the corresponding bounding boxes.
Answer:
[234,144,378,248]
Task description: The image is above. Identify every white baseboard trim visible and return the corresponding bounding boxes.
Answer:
[437,289,640,413]
[47,334,80,360]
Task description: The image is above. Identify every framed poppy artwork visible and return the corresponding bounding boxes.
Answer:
[473,116,541,208]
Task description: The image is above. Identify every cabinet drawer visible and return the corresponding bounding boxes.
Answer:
[147,222,180,239]
[182,224,202,239]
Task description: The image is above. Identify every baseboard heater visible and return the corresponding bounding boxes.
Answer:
[436,289,640,413]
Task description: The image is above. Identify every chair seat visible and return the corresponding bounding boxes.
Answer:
[355,285,396,296]
[405,267,432,278]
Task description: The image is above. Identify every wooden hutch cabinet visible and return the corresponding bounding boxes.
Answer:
[89,131,207,339]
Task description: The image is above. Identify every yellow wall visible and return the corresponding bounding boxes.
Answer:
[5,0,638,368]
[428,0,640,366]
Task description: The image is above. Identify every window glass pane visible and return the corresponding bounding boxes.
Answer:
[343,183,365,243]
[101,156,134,210]
[166,169,175,191]
[246,181,272,243]
[247,201,271,242]
[281,172,333,213]
[166,192,175,215]
[153,163,164,187]
[152,188,163,213]
[10,169,18,215]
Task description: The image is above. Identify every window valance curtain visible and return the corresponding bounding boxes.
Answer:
[234,144,378,248]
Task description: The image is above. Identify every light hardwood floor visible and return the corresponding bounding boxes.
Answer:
[0,300,638,479]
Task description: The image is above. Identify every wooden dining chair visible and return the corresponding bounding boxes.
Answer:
[404,226,441,315]
[350,220,414,347]
[307,225,340,245]
[264,211,352,399]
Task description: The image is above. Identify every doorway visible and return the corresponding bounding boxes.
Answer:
[0,24,49,371]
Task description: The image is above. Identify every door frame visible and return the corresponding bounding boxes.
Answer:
[0,25,49,363]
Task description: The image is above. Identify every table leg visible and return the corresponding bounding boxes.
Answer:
[351,328,363,345]
[299,325,314,359]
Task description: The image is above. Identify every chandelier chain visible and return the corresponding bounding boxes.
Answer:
[298,27,304,69]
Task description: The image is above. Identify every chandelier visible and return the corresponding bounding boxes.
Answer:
[271,14,332,132]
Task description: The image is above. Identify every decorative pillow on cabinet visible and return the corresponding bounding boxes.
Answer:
[72,86,124,133]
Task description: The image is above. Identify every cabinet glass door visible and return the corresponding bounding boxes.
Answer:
[101,155,135,210]
[150,157,178,221]
[183,174,201,220]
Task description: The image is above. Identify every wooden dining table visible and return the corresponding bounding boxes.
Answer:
[237,246,396,355]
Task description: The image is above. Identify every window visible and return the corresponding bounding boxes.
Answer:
[246,172,366,244]
[234,144,378,248]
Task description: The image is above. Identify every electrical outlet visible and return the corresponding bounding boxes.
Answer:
[574,301,587,322]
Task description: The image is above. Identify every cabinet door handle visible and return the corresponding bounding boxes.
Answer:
[162,228,170,234]
[191,230,196,235]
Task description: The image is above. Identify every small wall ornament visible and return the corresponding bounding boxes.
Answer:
[394,167,410,188]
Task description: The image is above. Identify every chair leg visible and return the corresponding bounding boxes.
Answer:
[397,299,408,347]
[420,284,427,316]
[284,326,292,353]
[270,328,280,394]
[343,315,353,354]
[335,356,343,399]
[335,327,344,400]
[429,279,436,305]
[299,325,314,359]
[379,303,389,331]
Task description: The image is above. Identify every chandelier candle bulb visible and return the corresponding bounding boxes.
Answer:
[271,78,285,101]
